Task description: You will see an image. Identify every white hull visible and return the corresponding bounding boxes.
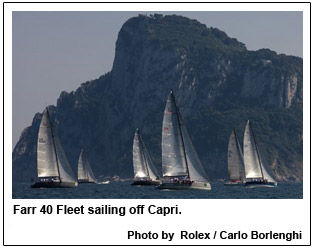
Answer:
[97,180,110,184]
[157,181,211,191]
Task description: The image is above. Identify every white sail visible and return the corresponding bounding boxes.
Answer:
[133,130,158,180]
[162,91,209,182]
[181,123,209,182]
[133,130,149,178]
[259,150,277,183]
[37,109,59,178]
[78,149,97,182]
[162,92,188,177]
[37,108,76,183]
[243,120,276,182]
[228,129,245,180]
[53,136,76,183]
[140,134,159,180]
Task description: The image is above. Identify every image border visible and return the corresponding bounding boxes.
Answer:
[3,1,311,246]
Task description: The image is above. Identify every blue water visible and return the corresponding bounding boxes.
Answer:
[12,181,302,199]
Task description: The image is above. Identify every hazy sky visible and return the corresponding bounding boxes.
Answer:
[12,11,303,148]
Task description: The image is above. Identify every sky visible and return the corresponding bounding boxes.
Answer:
[12,11,303,149]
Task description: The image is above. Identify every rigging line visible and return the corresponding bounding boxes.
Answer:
[250,122,264,180]
[171,91,190,179]
[138,130,150,179]
[46,109,61,182]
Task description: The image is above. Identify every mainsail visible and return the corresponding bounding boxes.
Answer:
[37,108,76,183]
[78,149,97,182]
[161,91,209,182]
[132,129,158,180]
[243,120,276,183]
[227,129,245,180]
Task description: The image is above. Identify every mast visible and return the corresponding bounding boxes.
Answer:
[138,130,150,179]
[46,108,61,182]
[171,91,190,178]
[233,128,242,180]
[249,121,264,179]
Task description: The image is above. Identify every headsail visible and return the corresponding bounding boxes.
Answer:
[162,91,209,182]
[133,129,158,180]
[243,120,276,183]
[228,129,245,180]
[181,123,209,182]
[37,108,76,183]
[133,130,149,178]
[78,149,97,182]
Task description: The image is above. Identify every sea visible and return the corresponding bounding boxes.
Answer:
[12,181,303,199]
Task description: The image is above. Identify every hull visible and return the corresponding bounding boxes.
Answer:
[131,180,161,186]
[244,181,277,188]
[97,181,110,184]
[31,181,77,188]
[157,181,211,191]
[78,179,96,184]
[224,181,244,186]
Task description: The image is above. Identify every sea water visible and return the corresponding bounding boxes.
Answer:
[12,181,302,199]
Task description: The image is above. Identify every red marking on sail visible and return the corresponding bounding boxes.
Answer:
[164,127,169,130]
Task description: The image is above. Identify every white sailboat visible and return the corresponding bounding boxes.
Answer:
[157,90,211,190]
[132,129,160,186]
[78,149,97,183]
[31,108,77,188]
[224,128,246,186]
[243,120,277,187]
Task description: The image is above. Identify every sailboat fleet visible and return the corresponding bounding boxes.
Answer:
[225,121,277,187]
[32,90,277,190]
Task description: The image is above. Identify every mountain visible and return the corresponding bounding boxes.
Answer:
[13,14,303,182]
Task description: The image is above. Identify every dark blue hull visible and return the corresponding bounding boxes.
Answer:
[244,181,277,188]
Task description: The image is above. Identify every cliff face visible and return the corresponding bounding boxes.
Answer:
[13,14,303,182]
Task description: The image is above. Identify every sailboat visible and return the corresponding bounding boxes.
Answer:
[157,90,211,190]
[132,129,161,186]
[78,149,97,183]
[31,108,78,188]
[224,128,246,186]
[243,120,277,187]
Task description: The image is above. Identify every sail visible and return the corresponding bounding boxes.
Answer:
[228,129,245,180]
[53,135,76,183]
[37,109,59,178]
[243,121,263,179]
[140,135,159,180]
[180,122,210,182]
[133,130,149,178]
[162,92,188,177]
[258,148,277,183]
[78,150,97,182]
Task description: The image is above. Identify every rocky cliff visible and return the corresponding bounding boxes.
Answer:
[13,14,303,182]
